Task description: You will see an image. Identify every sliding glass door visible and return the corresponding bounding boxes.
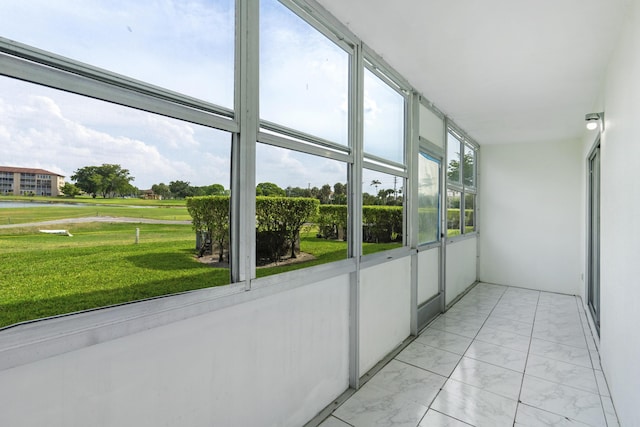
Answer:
[588,141,601,334]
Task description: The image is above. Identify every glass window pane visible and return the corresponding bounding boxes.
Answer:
[464,144,476,188]
[447,132,462,185]
[0,0,235,108]
[0,76,231,328]
[260,0,349,145]
[362,169,404,254]
[255,143,348,277]
[363,69,405,164]
[447,189,462,237]
[418,153,440,245]
[464,193,476,233]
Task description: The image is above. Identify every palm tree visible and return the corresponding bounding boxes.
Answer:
[370,179,381,194]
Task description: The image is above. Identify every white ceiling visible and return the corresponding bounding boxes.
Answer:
[315,0,629,145]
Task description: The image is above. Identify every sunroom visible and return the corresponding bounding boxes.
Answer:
[0,0,638,426]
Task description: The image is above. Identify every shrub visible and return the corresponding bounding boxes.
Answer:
[362,205,402,243]
[317,205,348,240]
[187,196,319,263]
[186,196,229,261]
[256,197,319,260]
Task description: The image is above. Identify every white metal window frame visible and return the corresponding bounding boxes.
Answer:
[0,0,481,383]
[446,121,479,242]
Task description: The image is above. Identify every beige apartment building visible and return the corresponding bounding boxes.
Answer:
[0,166,65,196]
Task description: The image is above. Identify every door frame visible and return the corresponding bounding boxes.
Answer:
[587,137,601,335]
[416,140,446,330]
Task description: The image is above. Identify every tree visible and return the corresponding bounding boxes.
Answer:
[319,184,332,204]
[333,182,346,196]
[70,166,101,198]
[202,183,227,196]
[71,164,134,198]
[447,151,474,185]
[59,182,81,198]
[151,183,171,199]
[379,188,395,205]
[370,179,381,194]
[362,192,378,206]
[117,182,138,198]
[169,180,193,199]
[333,182,347,205]
[309,186,320,199]
[285,186,311,198]
[256,182,285,197]
[96,164,134,198]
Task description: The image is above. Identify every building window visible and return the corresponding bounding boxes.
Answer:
[362,63,407,254]
[255,143,348,276]
[257,0,352,272]
[363,68,405,165]
[0,56,232,327]
[446,128,478,237]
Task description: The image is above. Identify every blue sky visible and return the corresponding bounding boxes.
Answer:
[0,0,404,192]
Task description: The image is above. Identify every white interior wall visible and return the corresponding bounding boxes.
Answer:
[445,237,477,305]
[417,248,439,305]
[0,275,351,427]
[479,140,583,295]
[592,2,640,424]
[359,257,411,375]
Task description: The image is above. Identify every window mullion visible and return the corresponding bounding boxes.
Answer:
[231,0,259,285]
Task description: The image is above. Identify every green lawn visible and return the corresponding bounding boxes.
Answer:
[0,222,229,328]
[0,194,186,207]
[0,203,402,328]
[0,204,190,225]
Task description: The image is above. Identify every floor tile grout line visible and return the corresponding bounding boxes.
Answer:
[524,349,594,370]
[516,401,595,427]
[513,288,541,426]
[403,337,471,358]
[425,408,474,427]
[392,357,451,379]
[329,414,354,427]
[462,352,527,375]
[528,334,592,351]
[573,296,617,426]
[420,285,508,426]
[320,286,617,427]
[523,371,602,396]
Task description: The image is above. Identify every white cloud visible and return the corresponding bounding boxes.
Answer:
[145,115,199,149]
[0,0,235,108]
[256,144,346,190]
[0,84,231,188]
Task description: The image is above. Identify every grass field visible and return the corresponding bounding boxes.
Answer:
[0,199,189,225]
[0,200,401,328]
[0,222,229,328]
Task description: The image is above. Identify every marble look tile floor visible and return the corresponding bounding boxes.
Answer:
[320,283,620,427]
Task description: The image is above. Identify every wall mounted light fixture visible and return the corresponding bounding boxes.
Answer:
[585,112,604,131]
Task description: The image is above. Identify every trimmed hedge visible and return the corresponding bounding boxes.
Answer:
[363,205,402,243]
[256,196,319,261]
[186,196,229,261]
[446,208,475,231]
[186,196,319,262]
[317,205,348,240]
[316,205,403,243]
